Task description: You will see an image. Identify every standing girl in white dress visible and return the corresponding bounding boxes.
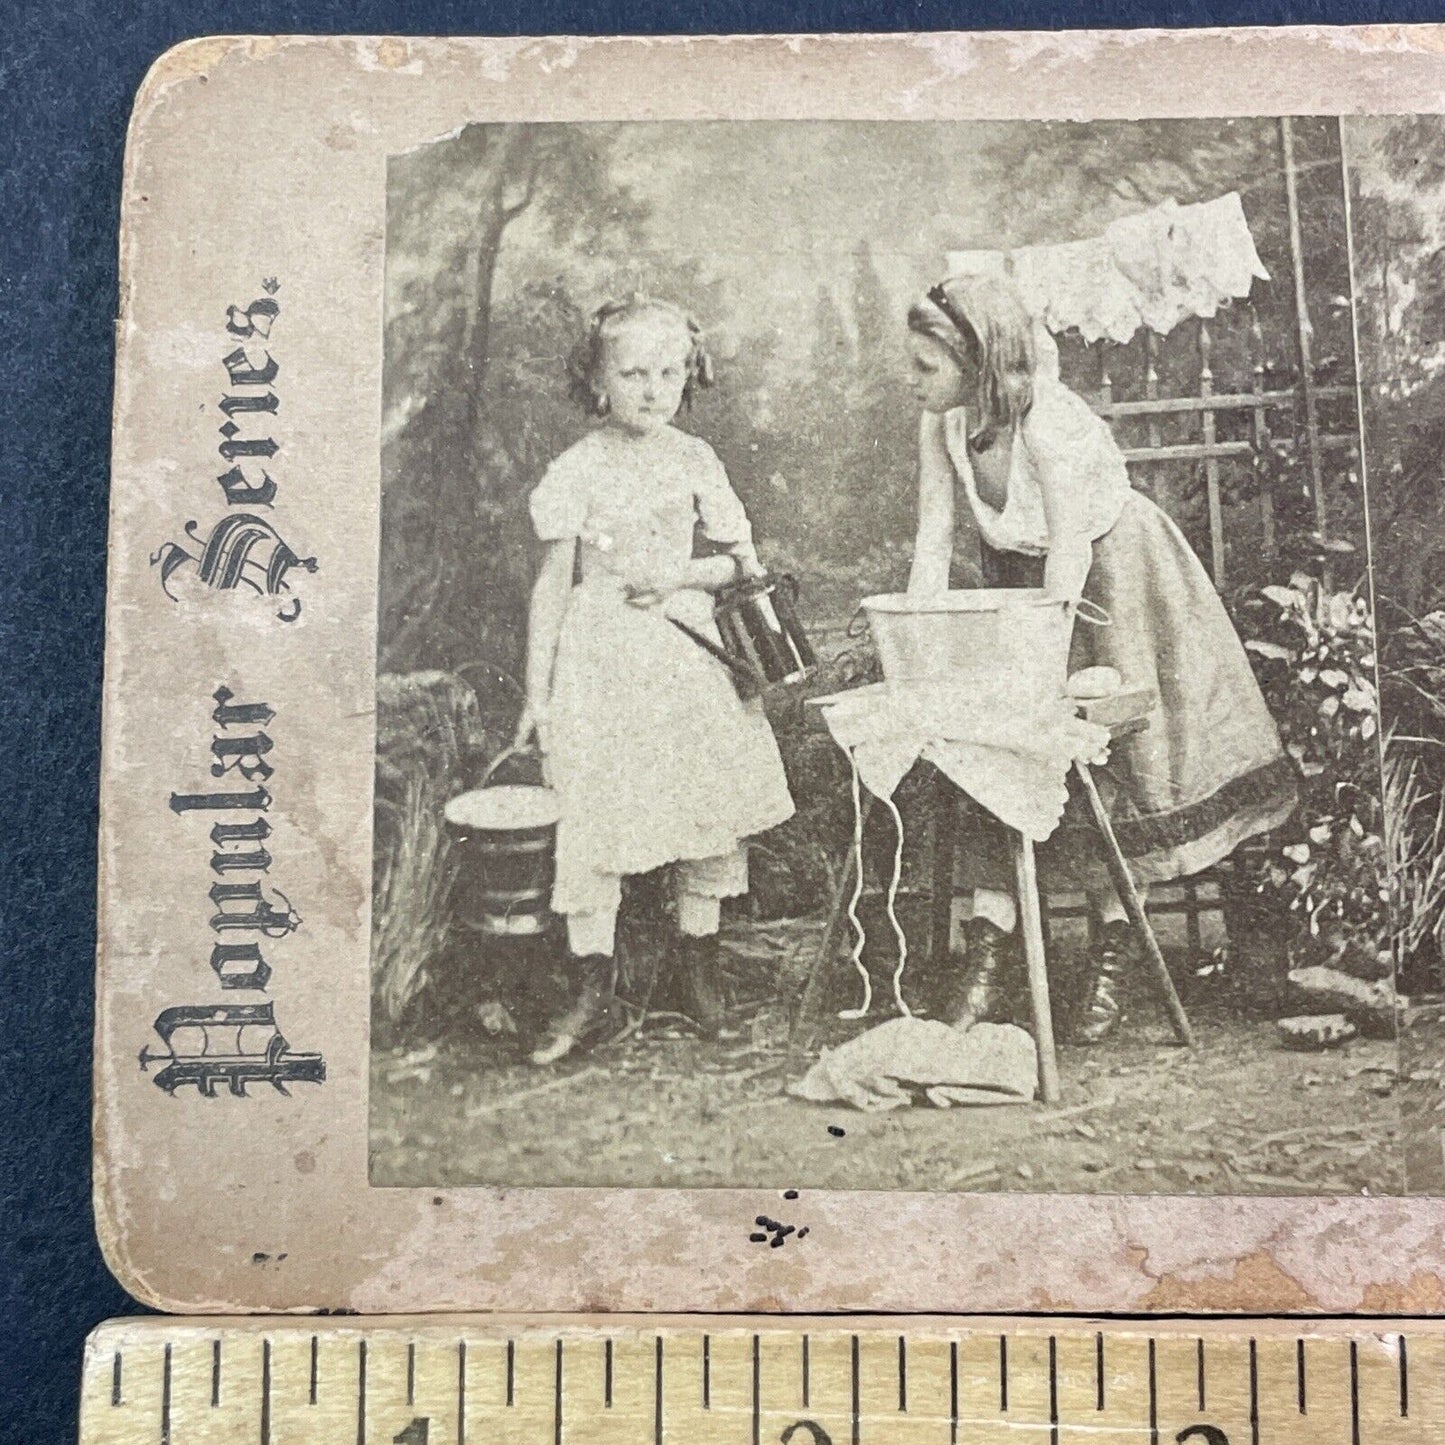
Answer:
[905,274,1296,1041]
[515,297,795,1065]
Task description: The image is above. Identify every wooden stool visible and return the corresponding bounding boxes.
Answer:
[793,687,1195,1104]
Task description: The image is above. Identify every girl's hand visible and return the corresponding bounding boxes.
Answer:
[513,700,547,751]
[623,561,684,606]
[728,542,767,582]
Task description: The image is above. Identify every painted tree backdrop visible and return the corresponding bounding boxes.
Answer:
[380,118,1360,676]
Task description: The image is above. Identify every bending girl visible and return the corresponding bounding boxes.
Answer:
[905,273,1296,1041]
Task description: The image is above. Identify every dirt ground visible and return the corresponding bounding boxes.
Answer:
[370,918,1431,1196]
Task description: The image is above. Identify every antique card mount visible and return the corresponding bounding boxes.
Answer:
[97,28,1445,1316]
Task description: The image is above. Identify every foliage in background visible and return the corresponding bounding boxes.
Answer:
[371,673,484,1035]
[1350,116,1445,990]
[1386,743,1445,971]
[373,769,456,1032]
[1232,571,1388,975]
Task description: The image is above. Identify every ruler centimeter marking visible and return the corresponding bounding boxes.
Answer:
[80,1317,1445,1445]
[1148,1336,1159,1445]
[751,1335,761,1445]
[457,1340,466,1445]
[1047,1335,1059,1445]
[850,1334,860,1445]
[160,1343,171,1445]
[1352,1340,1363,1445]
[947,1339,957,1443]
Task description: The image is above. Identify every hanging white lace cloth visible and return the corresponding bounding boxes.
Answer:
[821,680,1110,840]
[946,190,1269,345]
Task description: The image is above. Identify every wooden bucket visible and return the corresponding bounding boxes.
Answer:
[443,748,560,938]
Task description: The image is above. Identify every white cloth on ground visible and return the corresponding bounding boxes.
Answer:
[789,1016,1037,1111]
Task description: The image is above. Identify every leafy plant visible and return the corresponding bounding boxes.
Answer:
[1385,741,1445,970]
[1232,571,1390,972]
[373,767,457,1030]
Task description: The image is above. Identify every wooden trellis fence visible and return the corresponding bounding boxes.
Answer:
[1043,116,1367,958]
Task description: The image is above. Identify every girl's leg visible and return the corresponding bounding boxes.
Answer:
[1067,882,1149,1046]
[530,878,621,1066]
[938,887,1021,1029]
[1088,881,1149,926]
[969,887,1018,935]
[676,891,721,938]
[930,810,1023,1029]
[669,849,747,1036]
[675,848,748,928]
[565,906,619,958]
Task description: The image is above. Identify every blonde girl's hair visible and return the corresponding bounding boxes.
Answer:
[907,274,1036,450]
[569,295,716,417]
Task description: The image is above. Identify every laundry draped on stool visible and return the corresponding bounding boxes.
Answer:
[819,680,1111,842]
[814,681,1110,1021]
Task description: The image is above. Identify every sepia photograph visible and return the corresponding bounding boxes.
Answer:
[90,25,1445,1322]
[364,114,1417,1194]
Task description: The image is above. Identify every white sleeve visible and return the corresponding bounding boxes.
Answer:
[693,444,753,548]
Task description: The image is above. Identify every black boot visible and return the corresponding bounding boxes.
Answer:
[939,918,1021,1030]
[1067,920,1131,1045]
[528,954,617,1066]
[668,932,728,1039]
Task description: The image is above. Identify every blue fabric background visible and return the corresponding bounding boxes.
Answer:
[1,2,1435,1438]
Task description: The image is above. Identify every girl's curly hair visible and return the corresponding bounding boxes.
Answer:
[568,295,716,417]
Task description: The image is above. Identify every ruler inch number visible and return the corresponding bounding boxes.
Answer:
[80,1316,1445,1445]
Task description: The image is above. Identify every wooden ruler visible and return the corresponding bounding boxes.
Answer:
[79,1315,1445,1445]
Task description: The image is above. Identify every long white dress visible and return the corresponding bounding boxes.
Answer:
[530,425,796,920]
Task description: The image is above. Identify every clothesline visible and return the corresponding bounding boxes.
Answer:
[946,191,1270,347]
